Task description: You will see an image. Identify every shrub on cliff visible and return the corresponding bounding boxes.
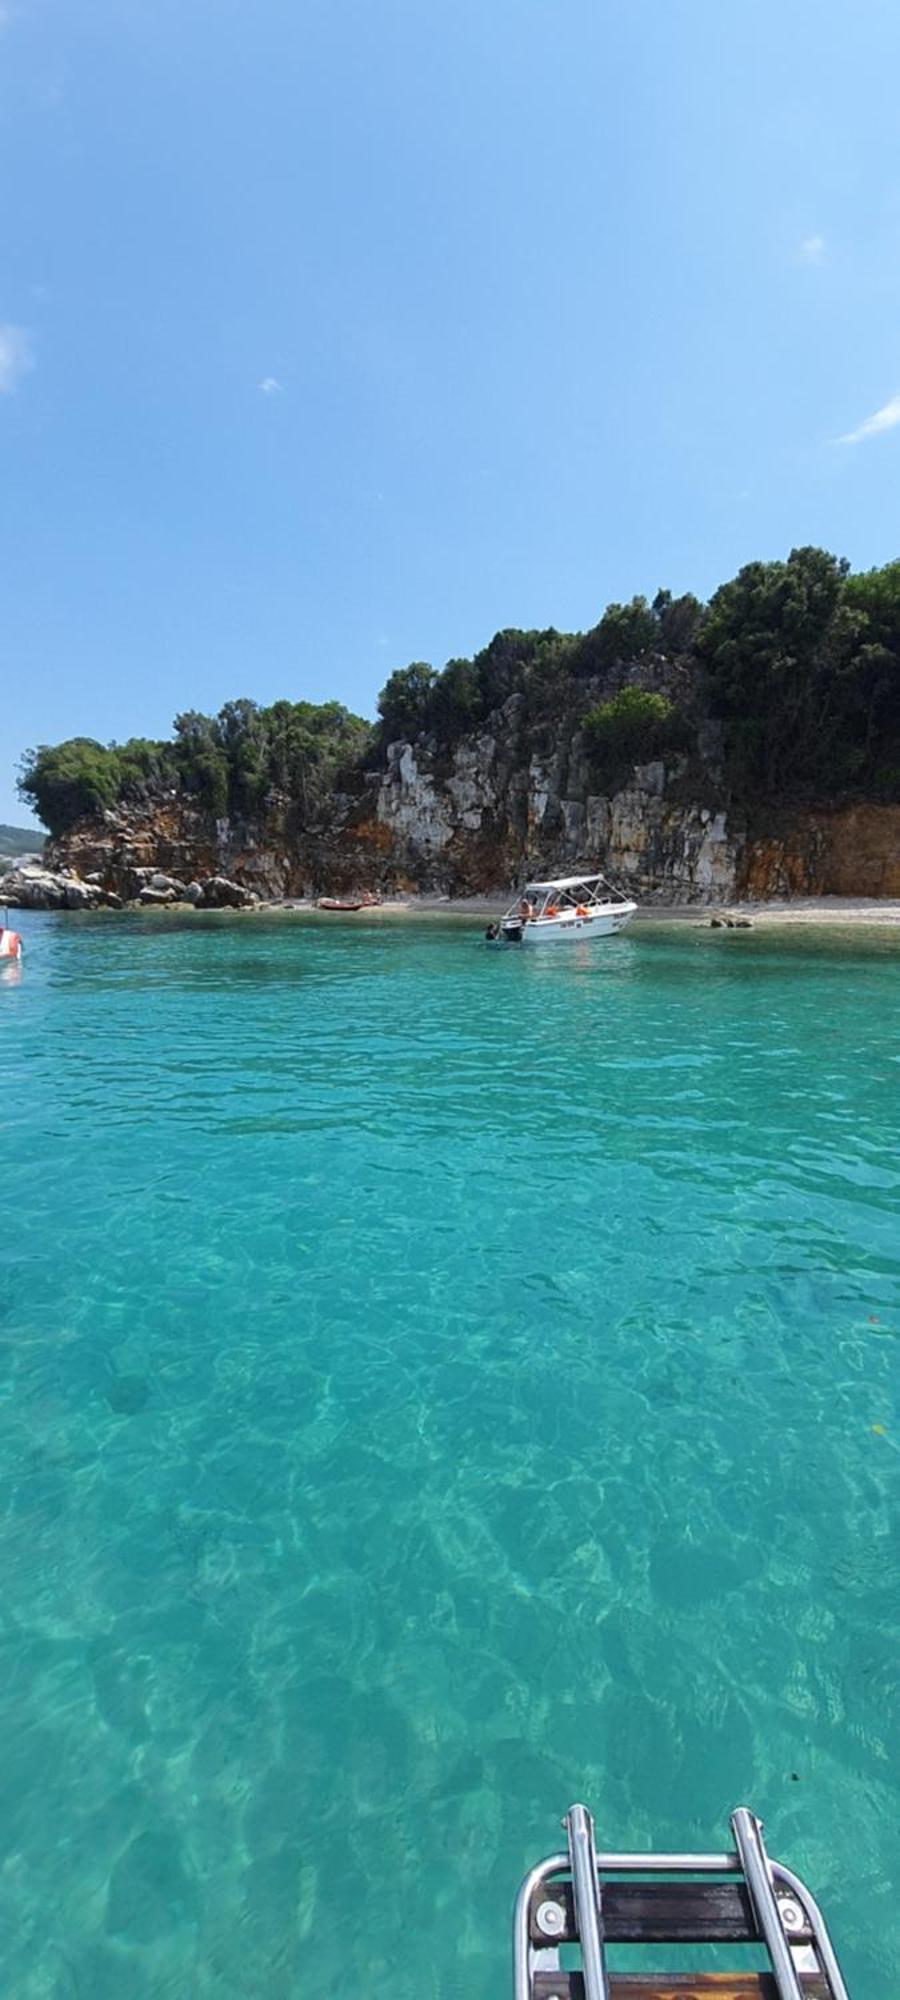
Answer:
[583,688,683,781]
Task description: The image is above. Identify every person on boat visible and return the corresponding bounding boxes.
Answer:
[518,895,535,922]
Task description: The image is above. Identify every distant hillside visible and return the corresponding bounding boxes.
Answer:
[0,823,43,859]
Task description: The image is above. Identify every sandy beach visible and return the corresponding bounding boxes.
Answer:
[276,893,900,928]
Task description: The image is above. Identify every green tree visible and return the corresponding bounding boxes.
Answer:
[699,547,855,796]
[652,589,704,654]
[114,738,170,797]
[172,711,230,815]
[377,663,438,741]
[429,657,482,742]
[578,596,658,676]
[18,738,122,836]
[259,699,371,817]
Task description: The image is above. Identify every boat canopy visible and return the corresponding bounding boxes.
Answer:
[521,873,612,894]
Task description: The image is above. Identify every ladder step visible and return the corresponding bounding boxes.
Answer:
[532,1974,831,1999]
[531,1879,758,1944]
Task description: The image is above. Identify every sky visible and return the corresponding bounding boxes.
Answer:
[2,0,900,825]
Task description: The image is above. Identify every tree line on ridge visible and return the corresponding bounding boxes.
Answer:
[19,547,900,838]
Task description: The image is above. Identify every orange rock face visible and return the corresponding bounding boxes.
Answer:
[739,806,900,899]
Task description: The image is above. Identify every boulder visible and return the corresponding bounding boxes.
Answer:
[126,866,157,899]
[138,885,177,905]
[63,880,94,909]
[150,872,187,896]
[0,863,103,910]
[183,881,203,905]
[199,876,252,909]
[2,849,42,870]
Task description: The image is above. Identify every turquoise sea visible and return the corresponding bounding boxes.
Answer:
[1,911,898,1997]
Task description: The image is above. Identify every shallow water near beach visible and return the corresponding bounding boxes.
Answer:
[0,912,898,1997]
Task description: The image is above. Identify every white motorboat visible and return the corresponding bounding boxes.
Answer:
[485,872,636,947]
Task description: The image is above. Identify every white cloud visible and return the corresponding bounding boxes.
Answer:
[837,393,900,446]
[258,376,283,395]
[0,324,33,394]
[799,234,825,265]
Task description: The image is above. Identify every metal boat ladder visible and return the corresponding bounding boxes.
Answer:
[514,1803,851,2000]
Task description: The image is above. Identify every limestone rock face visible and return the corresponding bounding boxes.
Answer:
[367,724,739,901]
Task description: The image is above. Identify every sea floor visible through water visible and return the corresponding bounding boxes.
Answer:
[0,911,898,1998]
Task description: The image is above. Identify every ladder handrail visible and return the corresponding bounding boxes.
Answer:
[731,1808,806,1999]
[564,1804,610,2000]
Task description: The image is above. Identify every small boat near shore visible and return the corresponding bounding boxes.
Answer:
[317,892,382,912]
[485,872,636,947]
[0,912,22,962]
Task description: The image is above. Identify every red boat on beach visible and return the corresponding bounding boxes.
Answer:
[316,892,382,912]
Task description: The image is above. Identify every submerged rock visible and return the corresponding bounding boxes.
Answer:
[105,1828,196,1943]
[106,1373,150,1415]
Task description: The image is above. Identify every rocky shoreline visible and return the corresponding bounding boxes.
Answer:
[0,861,259,913]
[5,859,900,931]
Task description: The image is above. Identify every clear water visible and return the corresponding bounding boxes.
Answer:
[1,912,898,1998]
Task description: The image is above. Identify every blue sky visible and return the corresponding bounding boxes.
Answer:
[2,0,900,825]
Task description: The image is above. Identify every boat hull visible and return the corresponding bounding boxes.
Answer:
[491,904,637,946]
[316,898,382,912]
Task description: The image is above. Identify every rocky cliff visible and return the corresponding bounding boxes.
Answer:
[9,693,900,911]
[19,688,740,905]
